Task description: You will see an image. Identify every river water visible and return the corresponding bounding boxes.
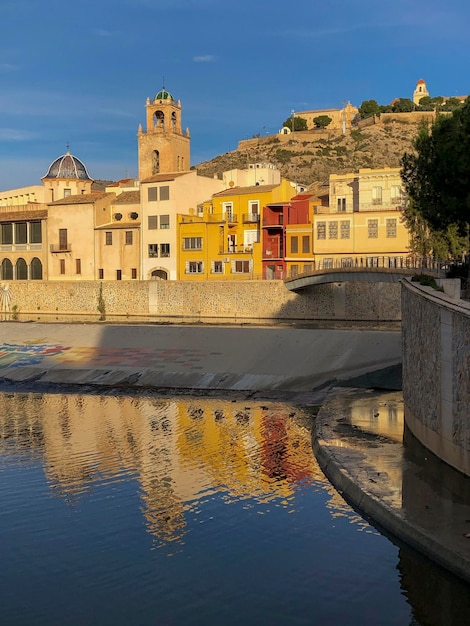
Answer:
[0,391,469,625]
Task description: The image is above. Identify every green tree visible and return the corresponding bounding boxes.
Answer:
[441,97,463,112]
[358,99,381,119]
[401,100,470,256]
[392,98,416,113]
[416,96,434,111]
[312,115,332,129]
[282,116,308,131]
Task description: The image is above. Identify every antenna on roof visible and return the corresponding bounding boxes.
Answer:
[162,75,165,89]
[66,142,70,153]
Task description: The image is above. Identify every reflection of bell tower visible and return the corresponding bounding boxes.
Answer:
[413,78,429,105]
[137,87,191,180]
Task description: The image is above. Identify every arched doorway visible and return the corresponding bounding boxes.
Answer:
[16,258,27,280]
[150,269,168,280]
[1,258,13,280]
[30,257,43,280]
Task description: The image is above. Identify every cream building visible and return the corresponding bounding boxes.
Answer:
[295,101,358,132]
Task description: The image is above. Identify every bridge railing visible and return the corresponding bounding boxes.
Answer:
[285,256,453,281]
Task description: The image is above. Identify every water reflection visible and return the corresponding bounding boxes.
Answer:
[0,393,365,549]
[2,391,469,625]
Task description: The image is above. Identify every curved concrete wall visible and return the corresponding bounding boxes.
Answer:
[402,279,470,475]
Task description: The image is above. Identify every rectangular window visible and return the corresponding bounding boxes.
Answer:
[223,203,233,222]
[187,261,204,274]
[183,237,202,250]
[386,218,397,238]
[64,188,71,197]
[328,221,338,239]
[1,223,12,245]
[160,214,170,229]
[212,260,223,274]
[323,258,333,269]
[368,219,379,238]
[116,270,122,280]
[148,244,158,257]
[105,231,112,245]
[131,268,137,279]
[303,264,312,273]
[337,197,346,212]
[340,220,350,239]
[59,229,68,250]
[341,257,353,268]
[234,260,250,273]
[391,185,402,204]
[290,236,298,253]
[302,236,310,253]
[160,243,170,257]
[148,187,158,202]
[125,231,133,245]
[159,185,170,201]
[98,268,104,279]
[59,259,65,275]
[15,222,27,244]
[372,187,382,205]
[317,222,326,240]
[76,259,81,275]
[30,221,42,244]
[291,265,299,277]
[148,215,158,229]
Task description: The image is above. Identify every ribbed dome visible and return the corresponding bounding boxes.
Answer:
[43,152,92,180]
[154,88,174,102]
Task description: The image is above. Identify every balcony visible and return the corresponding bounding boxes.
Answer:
[219,245,253,255]
[243,213,260,223]
[50,243,72,253]
[262,216,284,227]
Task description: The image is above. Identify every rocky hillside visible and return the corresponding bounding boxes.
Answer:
[194,119,420,187]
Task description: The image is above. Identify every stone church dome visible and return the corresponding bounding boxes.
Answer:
[43,151,92,180]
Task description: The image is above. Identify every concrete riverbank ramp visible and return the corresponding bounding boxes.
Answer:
[0,322,402,395]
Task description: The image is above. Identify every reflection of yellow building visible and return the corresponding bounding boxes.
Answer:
[0,393,339,548]
[178,179,296,280]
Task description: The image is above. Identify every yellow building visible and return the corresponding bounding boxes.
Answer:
[312,167,410,269]
[294,101,358,132]
[178,179,296,280]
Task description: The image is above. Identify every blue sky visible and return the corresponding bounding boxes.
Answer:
[1,0,469,190]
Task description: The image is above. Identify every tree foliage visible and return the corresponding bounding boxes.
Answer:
[282,116,308,131]
[358,99,381,119]
[312,115,332,128]
[401,100,470,257]
[392,98,416,113]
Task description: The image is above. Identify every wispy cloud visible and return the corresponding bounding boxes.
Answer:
[0,128,38,141]
[0,62,19,73]
[193,55,216,63]
[95,28,112,37]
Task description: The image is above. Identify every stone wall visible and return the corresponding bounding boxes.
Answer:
[0,279,402,322]
[402,279,470,475]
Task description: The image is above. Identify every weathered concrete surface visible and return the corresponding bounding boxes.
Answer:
[0,322,401,395]
[314,388,470,584]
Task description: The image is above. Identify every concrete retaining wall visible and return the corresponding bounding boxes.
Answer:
[0,279,402,322]
[402,279,470,475]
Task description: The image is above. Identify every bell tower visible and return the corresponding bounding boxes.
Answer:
[413,79,429,105]
[137,87,191,180]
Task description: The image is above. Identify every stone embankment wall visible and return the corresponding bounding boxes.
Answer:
[402,279,470,475]
[0,280,402,322]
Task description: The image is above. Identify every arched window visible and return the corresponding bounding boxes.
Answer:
[171,111,177,129]
[1,258,13,280]
[154,110,164,128]
[150,269,168,280]
[30,257,43,280]
[16,258,27,280]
